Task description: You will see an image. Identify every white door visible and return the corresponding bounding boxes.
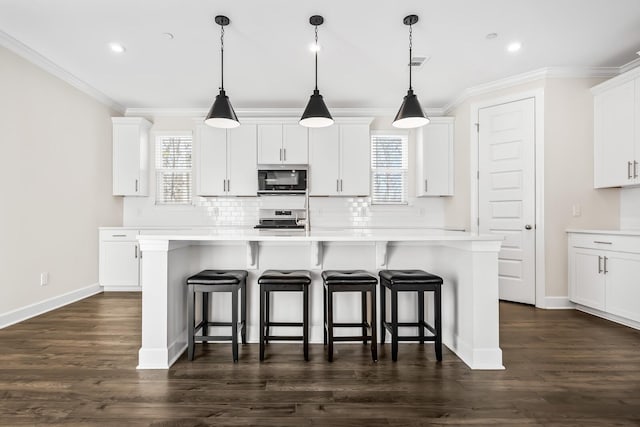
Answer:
[227,125,258,196]
[257,124,283,164]
[339,124,371,196]
[309,126,340,195]
[195,125,227,196]
[479,98,536,304]
[282,125,308,164]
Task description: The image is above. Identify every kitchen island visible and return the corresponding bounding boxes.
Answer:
[137,228,504,370]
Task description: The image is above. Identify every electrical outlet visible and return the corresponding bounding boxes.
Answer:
[40,272,49,286]
[572,204,582,217]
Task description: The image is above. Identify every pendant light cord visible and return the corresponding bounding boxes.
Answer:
[314,25,319,91]
[220,24,225,90]
[408,23,413,90]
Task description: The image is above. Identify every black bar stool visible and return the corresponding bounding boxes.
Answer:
[379,269,443,362]
[186,270,248,362]
[258,270,312,361]
[321,270,378,362]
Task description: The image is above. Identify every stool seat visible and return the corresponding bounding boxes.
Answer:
[187,270,248,285]
[258,270,312,285]
[379,269,443,285]
[322,270,378,284]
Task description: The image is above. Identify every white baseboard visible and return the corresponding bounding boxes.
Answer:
[0,283,102,329]
[102,285,142,292]
[575,304,640,331]
[538,296,575,309]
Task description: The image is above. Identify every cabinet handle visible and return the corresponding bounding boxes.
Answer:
[111,234,126,237]
[593,241,612,245]
[340,179,343,192]
[135,245,138,259]
[604,256,608,274]
[284,148,287,161]
[279,148,282,161]
[227,179,230,192]
[424,179,428,192]
[635,161,638,178]
[628,161,633,179]
[336,179,340,192]
[135,179,139,192]
[223,180,226,192]
[598,256,602,274]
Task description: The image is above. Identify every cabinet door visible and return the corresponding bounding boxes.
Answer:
[257,124,283,164]
[113,123,142,196]
[594,80,636,188]
[195,125,227,196]
[416,122,453,196]
[227,125,258,196]
[99,241,139,288]
[309,126,340,195]
[282,125,308,164]
[635,77,640,183]
[571,248,605,310]
[605,252,640,322]
[339,125,370,196]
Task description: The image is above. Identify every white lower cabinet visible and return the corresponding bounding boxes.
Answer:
[568,232,640,327]
[99,229,140,291]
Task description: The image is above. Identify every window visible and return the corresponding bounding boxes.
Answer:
[155,134,193,205]
[370,132,408,204]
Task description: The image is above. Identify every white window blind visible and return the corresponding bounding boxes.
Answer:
[371,133,408,204]
[155,135,192,205]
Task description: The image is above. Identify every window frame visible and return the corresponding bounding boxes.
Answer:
[370,130,409,206]
[153,131,194,206]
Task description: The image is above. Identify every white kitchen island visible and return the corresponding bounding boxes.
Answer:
[137,228,504,370]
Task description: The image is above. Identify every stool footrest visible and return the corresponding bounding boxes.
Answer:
[264,335,303,341]
[395,336,436,342]
[195,335,234,341]
[332,336,374,342]
[330,322,370,328]
[265,322,303,327]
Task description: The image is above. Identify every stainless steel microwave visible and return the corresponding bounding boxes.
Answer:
[257,168,307,194]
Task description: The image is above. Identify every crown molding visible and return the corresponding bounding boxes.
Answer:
[125,106,448,119]
[0,30,125,114]
[620,56,640,74]
[443,66,619,113]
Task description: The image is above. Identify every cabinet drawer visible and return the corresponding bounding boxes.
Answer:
[100,229,139,241]
[569,233,640,254]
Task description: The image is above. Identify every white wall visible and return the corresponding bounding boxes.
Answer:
[620,187,640,229]
[0,45,122,319]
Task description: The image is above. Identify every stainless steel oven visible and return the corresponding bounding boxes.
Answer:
[257,168,307,194]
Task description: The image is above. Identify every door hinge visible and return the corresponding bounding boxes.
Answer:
[477,170,480,179]
[477,217,480,226]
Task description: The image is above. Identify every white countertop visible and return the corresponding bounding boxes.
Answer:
[566,229,640,236]
[134,228,502,242]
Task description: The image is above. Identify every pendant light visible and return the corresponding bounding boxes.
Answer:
[300,15,334,128]
[392,15,430,129]
[205,15,240,129]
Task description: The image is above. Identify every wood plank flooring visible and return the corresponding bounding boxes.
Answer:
[0,293,639,426]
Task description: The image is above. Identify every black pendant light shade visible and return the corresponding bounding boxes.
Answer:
[392,14,429,129]
[300,15,334,128]
[205,15,240,129]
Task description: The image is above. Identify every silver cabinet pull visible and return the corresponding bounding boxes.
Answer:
[598,256,602,274]
[279,148,282,161]
[593,241,612,245]
[340,179,343,192]
[223,179,227,192]
[111,234,126,237]
[135,179,139,192]
[135,245,138,259]
[227,179,230,192]
[283,148,287,161]
[635,161,638,178]
[628,161,633,179]
[604,256,608,274]
[424,179,428,192]
[336,179,340,192]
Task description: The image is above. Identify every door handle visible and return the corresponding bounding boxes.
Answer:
[628,161,633,179]
[598,256,602,274]
[525,224,532,230]
[603,256,608,274]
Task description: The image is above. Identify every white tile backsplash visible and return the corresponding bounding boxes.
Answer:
[620,187,640,230]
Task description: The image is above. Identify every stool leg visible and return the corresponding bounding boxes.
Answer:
[202,291,209,340]
[391,288,398,362]
[303,285,309,361]
[435,286,443,362]
[231,286,239,363]
[327,287,334,362]
[361,291,367,345]
[241,280,247,345]
[323,284,328,346]
[371,285,378,362]
[418,290,425,345]
[264,290,270,345]
[187,286,195,361]
[380,283,386,345]
[259,286,265,361]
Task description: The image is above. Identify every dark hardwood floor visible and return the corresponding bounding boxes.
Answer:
[0,293,639,426]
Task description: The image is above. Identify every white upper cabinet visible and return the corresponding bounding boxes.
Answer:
[309,121,371,196]
[257,123,308,165]
[592,68,640,188]
[415,118,454,196]
[195,124,257,196]
[112,117,151,196]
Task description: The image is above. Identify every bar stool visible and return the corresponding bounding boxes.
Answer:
[379,269,443,362]
[321,270,378,362]
[186,270,247,362]
[258,270,312,361]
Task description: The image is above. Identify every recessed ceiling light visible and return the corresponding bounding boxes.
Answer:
[309,43,320,52]
[486,33,498,40]
[109,42,126,53]
[162,32,174,40]
[637,50,640,56]
[507,42,522,53]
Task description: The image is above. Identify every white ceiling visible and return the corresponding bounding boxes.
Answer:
[1,0,639,111]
